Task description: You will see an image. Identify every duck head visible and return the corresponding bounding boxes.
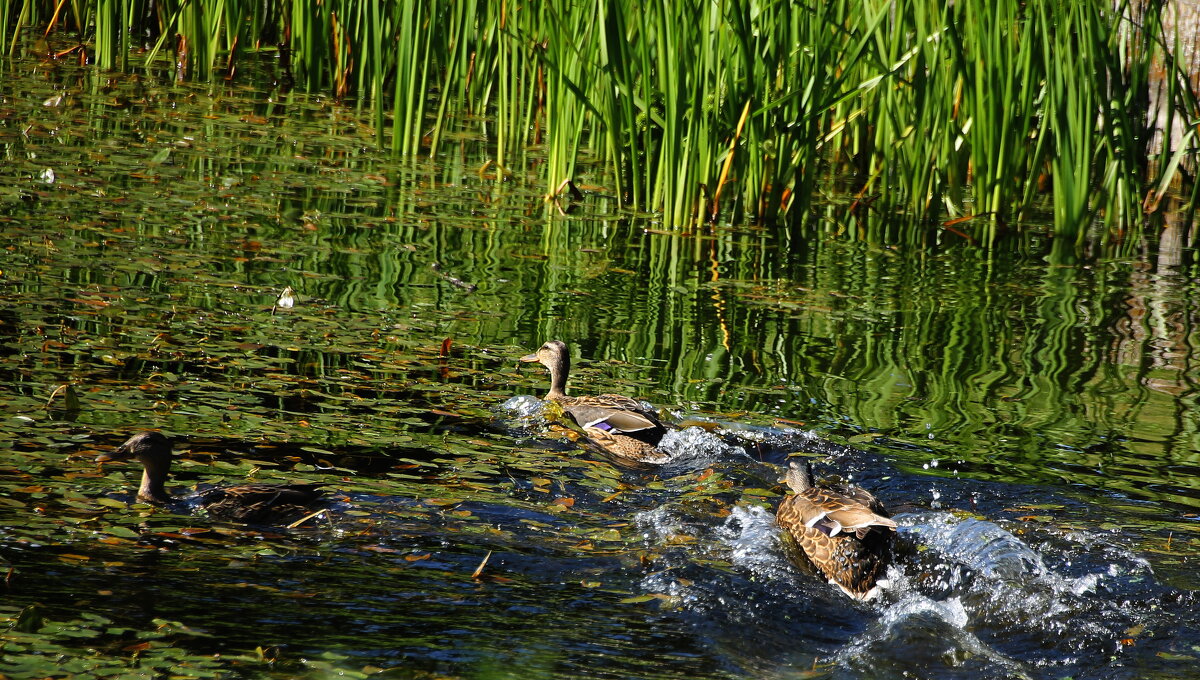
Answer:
[96,431,174,504]
[520,340,570,399]
[784,458,816,493]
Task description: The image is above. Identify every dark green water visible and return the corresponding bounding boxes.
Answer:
[2,57,1200,679]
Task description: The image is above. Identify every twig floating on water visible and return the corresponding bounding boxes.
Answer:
[472,550,492,579]
[285,508,326,529]
[430,262,477,292]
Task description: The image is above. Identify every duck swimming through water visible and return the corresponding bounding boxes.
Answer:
[775,458,896,600]
[97,431,328,525]
[520,340,675,466]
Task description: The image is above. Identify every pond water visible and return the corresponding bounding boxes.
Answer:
[2,56,1200,679]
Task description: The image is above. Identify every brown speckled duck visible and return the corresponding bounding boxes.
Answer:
[520,340,674,466]
[97,431,327,524]
[775,458,896,600]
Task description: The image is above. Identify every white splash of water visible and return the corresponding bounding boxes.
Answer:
[633,505,685,545]
[893,510,1144,653]
[835,594,1031,677]
[632,504,789,577]
[499,394,544,418]
[905,514,1048,581]
[716,504,786,575]
[656,426,749,467]
[885,594,970,630]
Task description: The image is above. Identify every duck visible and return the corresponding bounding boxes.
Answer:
[775,458,896,600]
[520,340,674,466]
[96,431,328,525]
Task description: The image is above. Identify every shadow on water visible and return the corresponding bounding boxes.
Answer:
[2,52,1200,680]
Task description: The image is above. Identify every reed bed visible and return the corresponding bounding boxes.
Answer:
[8,0,1198,240]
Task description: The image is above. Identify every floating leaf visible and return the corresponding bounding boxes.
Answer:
[1015,515,1050,522]
[592,529,622,542]
[13,604,43,633]
[45,384,80,411]
[423,498,461,507]
[740,488,779,498]
[618,594,656,604]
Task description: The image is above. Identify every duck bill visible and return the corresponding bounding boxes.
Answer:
[519,353,540,363]
[95,447,133,464]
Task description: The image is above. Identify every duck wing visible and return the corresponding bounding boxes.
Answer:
[561,395,662,432]
[777,488,896,599]
[564,403,660,434]
[554,395,673,466]
[791,486,896,538]
[196,482,327,524]
[843,486,891,518]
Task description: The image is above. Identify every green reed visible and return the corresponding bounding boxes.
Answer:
[12,0,1198,241]
[3,0,33,56]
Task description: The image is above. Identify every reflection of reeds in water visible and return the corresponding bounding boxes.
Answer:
[517,214,1170,453]
[6,20,1198,499]
[17,0,1198,236]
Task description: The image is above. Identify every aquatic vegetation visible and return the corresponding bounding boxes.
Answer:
[0,606,278,679]
[8,0,1196,235]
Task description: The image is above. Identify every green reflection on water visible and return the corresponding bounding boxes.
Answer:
[3,42,1198,528]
